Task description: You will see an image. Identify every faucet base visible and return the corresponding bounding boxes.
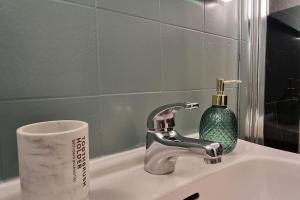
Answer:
[204,157,222,164]
[144,166,175,175]
[144,156,177,175]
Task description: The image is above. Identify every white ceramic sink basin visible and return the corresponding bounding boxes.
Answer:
[159,158,300,200]
[1,138,300,200]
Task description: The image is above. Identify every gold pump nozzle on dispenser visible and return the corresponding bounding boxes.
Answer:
[212,79,242,106]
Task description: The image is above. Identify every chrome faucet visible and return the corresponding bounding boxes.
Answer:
[144,103,223,175]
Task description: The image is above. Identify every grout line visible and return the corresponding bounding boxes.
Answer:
[158,0,164,92]
[97,95,103,158]
[205,31,239,41]
[160,22,205,33]
[203,0,206,33]
[159,23,165,92]
[97,6,161,22]
[0,87,239,102]
[96,7,239,41]
[158,0,162,21]
[100,87,237,97]
[51,0,96,9]
[95,9,102,95]
[0,95,102,103]
[237,0,242,126]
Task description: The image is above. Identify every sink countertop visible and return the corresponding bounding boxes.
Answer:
[1,138,300,200]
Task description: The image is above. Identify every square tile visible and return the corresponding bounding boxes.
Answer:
[100,93,162,155]
[204,33,239,88]
[98,10,162,94]
[62,0,95,7]
[161,24,204,91]
[96,0,160,20]
[160,0,204,31]
[0,0,98,100]
[205,0,239,39]
[0,97,101,179]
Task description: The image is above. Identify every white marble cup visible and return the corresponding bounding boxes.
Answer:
[17,120,89,200]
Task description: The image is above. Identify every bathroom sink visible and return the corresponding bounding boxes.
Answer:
[158,158,300,200]
[1,138,300,200]
[85,140,300,200]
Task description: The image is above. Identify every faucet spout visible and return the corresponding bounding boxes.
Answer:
[144,130,223,175]
[144,103,223,175]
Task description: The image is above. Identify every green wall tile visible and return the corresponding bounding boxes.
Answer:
[205,0,239,39]
[98,10,162,94]
[162,24,205,90]
[100,93,162,155]
[0,0,98,100]
[204,33,239,88]
[160,0,204,30]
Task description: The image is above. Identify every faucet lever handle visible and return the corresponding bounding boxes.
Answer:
[147,102,199,131]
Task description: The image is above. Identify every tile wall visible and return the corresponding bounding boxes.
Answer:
[0,0,240,180]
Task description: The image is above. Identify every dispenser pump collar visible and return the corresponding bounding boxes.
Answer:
[213,79,242,106]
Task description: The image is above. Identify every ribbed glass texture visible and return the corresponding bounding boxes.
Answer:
[199,106,238,154]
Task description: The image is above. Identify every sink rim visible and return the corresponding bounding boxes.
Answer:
[1,138,300,200]
[156,154,300,200]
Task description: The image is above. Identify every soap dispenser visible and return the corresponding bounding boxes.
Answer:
[199,79,241,154]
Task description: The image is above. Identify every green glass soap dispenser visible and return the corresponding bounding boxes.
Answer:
[199,79,242,154]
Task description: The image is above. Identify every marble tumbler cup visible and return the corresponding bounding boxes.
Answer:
[17,120,89,200]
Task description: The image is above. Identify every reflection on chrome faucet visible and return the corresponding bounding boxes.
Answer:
[144,103,223,175]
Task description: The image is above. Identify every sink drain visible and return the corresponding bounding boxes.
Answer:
[183,192,200,200]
